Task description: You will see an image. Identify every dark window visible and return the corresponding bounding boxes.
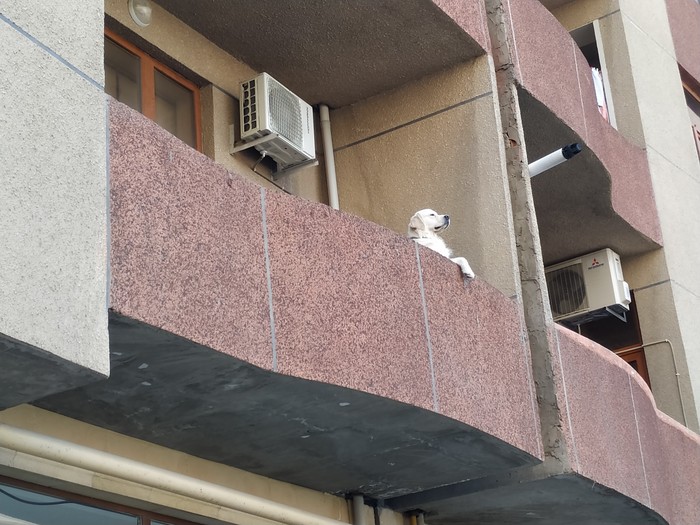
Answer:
[105,28,201,150]
[0,477,199,525]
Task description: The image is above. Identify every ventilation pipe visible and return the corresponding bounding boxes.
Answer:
[319,104,340,210]
[528,143,582,177]
[0,424,350,525]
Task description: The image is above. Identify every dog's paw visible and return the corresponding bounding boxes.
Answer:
[451,257,475,279]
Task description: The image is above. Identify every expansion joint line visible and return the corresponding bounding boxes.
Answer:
[484,0,572,473]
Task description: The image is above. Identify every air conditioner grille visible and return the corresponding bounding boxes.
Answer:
[546,263,589,317]
[268,77,303,149]
[241,79,257,133]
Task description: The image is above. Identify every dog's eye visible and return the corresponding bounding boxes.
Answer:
[430,213,436,217]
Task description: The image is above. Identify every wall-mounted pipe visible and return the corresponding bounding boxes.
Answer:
[0,424,350,525]
[615,338,688,425]
[351,494,366,525]
[319,104,340,210]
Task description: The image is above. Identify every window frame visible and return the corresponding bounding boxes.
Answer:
[0,475,201,525]
[105,27,202,151]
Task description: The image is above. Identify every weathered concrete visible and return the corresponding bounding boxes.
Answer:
[485,0,570,471]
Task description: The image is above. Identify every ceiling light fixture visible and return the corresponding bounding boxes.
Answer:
[128,0,152,28]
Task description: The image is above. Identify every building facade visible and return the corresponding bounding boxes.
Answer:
[1,0,700,524]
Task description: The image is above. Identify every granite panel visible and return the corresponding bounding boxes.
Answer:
[509,0,586,135]
[577,51,663,246]
[419,247,542,459]
[666,0,700,84]
[511,0,662,247]
[264,191,435,411]
[431,0,490,53]
[635,384,700,525]
[555,327,649,504]
[656,412,700,524]
[558,325,700,524]
[109,99,273,369]
[631,378,673,522]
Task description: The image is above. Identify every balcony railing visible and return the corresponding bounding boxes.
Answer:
[32,98,700,525]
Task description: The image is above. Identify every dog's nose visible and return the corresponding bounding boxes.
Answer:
[444,215,450,226]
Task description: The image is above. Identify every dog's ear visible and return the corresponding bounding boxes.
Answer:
[409,214,425,231]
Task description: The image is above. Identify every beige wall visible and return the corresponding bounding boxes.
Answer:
[331,56,520,296]
[618,0,700,432]
[0,2,109,378]
[550,0,700,430]
[0,406,369,525]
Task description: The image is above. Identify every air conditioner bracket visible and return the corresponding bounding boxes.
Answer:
[230,132,280,155]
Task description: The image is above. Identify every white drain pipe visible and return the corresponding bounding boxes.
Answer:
[351,494,366,525]
[319,104,340,210]
[0,424,349,525]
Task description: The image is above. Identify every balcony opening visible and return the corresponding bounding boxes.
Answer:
[570,22,616,128]
[571,292,650,387]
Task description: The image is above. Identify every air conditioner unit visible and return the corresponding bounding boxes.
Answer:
[545,248,631,324]
[239,73,315,169]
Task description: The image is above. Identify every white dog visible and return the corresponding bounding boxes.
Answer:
[408,209,475,279]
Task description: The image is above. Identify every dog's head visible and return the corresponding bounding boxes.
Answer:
[408,209,450,238]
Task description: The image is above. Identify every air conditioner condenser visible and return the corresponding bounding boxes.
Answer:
[545,248,631,324]
[238,73,315,169]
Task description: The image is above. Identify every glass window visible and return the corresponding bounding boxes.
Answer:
[0,483,138,525]
[155,69,196,149]
[105,38,141,112]
[104,29,201,151]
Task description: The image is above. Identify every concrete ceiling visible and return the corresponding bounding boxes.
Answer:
[34,315,667,523]
[517,89,659,266]
[155,0,485,107]
[388,473,665,524]
[35,314,537,501]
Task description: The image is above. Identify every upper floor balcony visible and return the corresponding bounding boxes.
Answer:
[508,0,663,265]
[30,98,700,525]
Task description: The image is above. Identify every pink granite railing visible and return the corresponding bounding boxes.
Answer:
[108,98,542,461]
[108,98,700,522]
[667,0,700,84]
[431,0,490,53]
[507,0,662,246]
[555,326,700,524]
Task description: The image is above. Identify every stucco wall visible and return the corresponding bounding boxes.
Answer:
[0,1,109,404]
[331,57,520,297]
[617,0,700,431]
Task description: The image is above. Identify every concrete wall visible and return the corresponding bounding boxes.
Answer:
[614,0,700,431]
[0,1,109,405]
[331,57,520,297]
